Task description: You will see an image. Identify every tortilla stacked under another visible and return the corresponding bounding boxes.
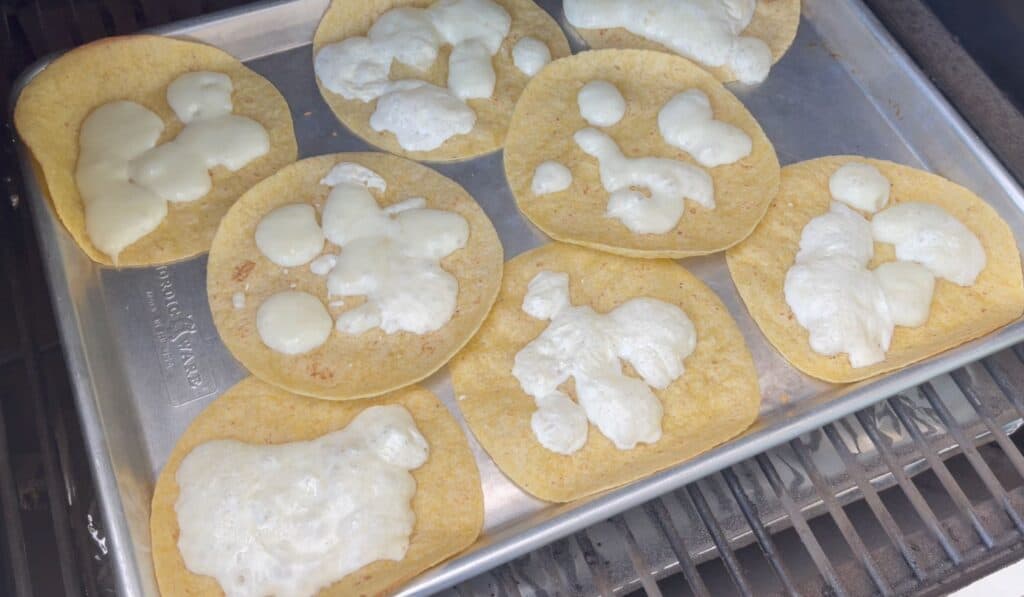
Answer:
[504,49,780,259]
[726,156,1024,383]
[151,377,483,596]
[207,153,503,400]
[312,0,571,162]
[450,243,761,502]
[13,34,297,267]
[566,0,801,83]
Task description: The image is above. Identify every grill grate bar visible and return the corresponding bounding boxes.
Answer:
[756,453,849,597]
[719,467,800,596]
[888,396,996,548]
[643,499,711,597]
[789,437,894,596]
[950,368,1024,482]
[611,515,663,597]
[684,483,753,596]
[573,528,614,596]
[855,409,963,565]
[822,423,927,582]
[981,352,1024,427]
[919,382,1024,535]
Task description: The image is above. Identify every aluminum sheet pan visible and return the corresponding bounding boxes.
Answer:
[11,0,1024,595]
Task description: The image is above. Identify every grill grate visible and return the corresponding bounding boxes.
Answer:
[4,1,1024,596]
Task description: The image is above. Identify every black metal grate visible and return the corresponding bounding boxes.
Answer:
[4,1,1024,596]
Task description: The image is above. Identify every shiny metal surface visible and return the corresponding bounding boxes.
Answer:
[10,0,1024,595]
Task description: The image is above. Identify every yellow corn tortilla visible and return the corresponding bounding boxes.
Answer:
[151,377,483,597]
[450,243,761,502]
[726,156,1024,383]
[504,49,780,258]
[13,34,298,267]
[312,0,571,162]
[207,153,503,400]
[566,0,801,83]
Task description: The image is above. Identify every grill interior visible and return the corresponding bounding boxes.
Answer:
[4,1,1024,596]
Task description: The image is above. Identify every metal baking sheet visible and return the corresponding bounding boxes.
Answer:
[11,0,1024,595]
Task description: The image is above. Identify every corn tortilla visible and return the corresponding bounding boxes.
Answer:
[566,0,801,83]
[13,34,298,267]
[450,243,761,502]
[207,153,503,400]
[726,156,1024,383]
[312,0,570,162]
[151,377,483,597]
[504,49,780,259]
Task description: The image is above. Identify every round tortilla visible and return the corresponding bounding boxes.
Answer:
[504,49,780,258]
[207,153,504,400]
[312,0,571,162]
[151,377,483,597]
[726,156,1024,383]
[450,243,761,502]
[13,34,298,267]
[565,0,801,83]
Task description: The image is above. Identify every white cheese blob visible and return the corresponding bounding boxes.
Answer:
[657,89,752,167]
[309,254,338,276]
[531,391,589,455]
[75,72,269,261]
[531,161,573,195]
[513,270,696,453]
[574,127,714,234]
[254,204,325,267]
[784,202,893,368]
[512,36,551,76]
[319,162,387,192]
[75,101,168,261]
[232,291,246,309]
[369,83,476,151]
[313,0,510,151]
[448,40,497,100]
[319,163,469,335]
[874,261,935,327]
[829,162,891,213]
[564,0,773,84]
[166,71,233,123]
[577,80,626,127]
[871,202,986,286]
[175,404,428,597]
[256,291,333,355]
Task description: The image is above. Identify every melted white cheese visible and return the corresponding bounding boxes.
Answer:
[75,102,167,261]
[368,83,476,151]
[577,80,626,128]
[256,291,333,355]
[874,261,935,327]
[513,271,696,453]
[314,0,510,151]
[319,163,469,335]
[448,40,496,100]
[829,162,890,213]
[175,404,428,597]
[254,204,325,267]
[512,36,551,76]
[564,0,773,84]
[574,127,714,234]
[232,291,246,309]
[319,162,387,192]
[657,89,752,167]
[75,72,269,261]
[871,202,986,286]
[309,254,338,276]
[784,202,893,368]
[531,161,573,195]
